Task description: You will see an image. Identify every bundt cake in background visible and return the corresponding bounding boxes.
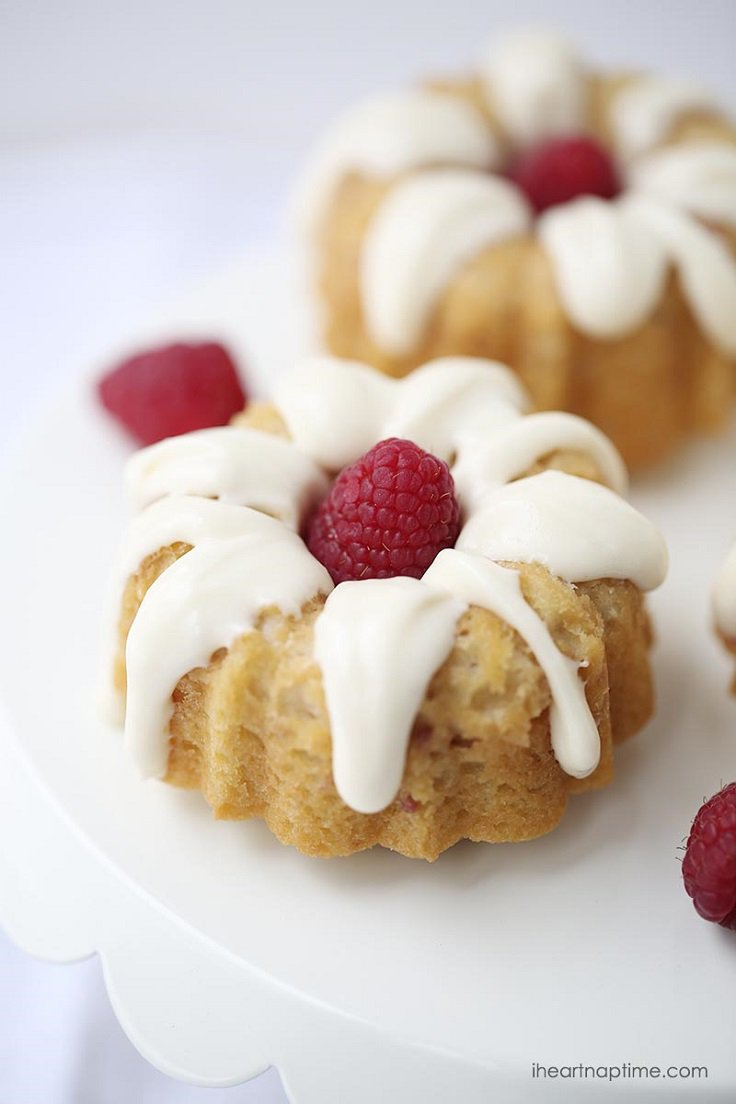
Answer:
[296,28,736,470]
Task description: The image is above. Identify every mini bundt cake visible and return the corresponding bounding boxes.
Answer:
[109,355,668,860]
[296,28,736,470]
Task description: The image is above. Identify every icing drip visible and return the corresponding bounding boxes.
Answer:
[294,90,499,239]
[457,470,668,590]
[277,355,528,470]
[714,543,736,639]
[451,411,628,507]
[356,163,736,355]
[538,197,667,339]
[127,426,329,528]
[384,357,528,456]
[481,29,587,145]
[125,526,333,776]
[318,543,611,813]
[117,496,287,584]
[276,357,628,494]
[610,75,716,160]
[274,356,395,470]
[314,578,465,813]
[103,499,290,720]
[622,194,736,355]
[361,169,531,355]
[423,550,600,778]
[539,193,736,353]
[630,143,736,229]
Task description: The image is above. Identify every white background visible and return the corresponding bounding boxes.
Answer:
[2,2,735,1101]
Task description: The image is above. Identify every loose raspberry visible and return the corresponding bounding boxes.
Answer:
[97,341,247,445]
[307,438,460,584]
[682,782,736,929]
[508,135,620,214]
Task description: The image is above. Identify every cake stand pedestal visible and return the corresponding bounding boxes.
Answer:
[2,253,736,1102]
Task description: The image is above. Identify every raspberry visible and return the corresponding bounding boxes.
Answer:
[307,437,460,584]
[508,135,620,214]
[97,341,247,445]
[682,782,736,929]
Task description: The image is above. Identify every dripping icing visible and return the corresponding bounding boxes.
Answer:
[315,578,465,813]
[610,75,717,160]
[127,426,329,528]
[360,169,531,356]
[125,527,333,777]
[537,197,667,339]
[423,550,601,779]
[457,471,667,589]
[629,143,736,229]
[294,89,499,240]
[481,28,587,145]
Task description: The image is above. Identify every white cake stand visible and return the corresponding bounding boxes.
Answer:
[2,252,736,1103]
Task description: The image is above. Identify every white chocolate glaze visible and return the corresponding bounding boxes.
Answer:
[387,355,528,433]
[127,426,329,528]
[117,495,287,583]
[114,356,667,814]
[125,527,333,777]
[538,197,667,339]
[714,543,736,639]
[361,169,531,356]
[481,28,587,146]
[102,498,291,721]
[610,75,716,160]
[451,411,628,507]
[294,90,499,239]
[274,355,395,471]
[276,356,629,494]
[621,194,736,355]
[277,355,527,470]
[458,470,667,590]
[630,143,736,229]
[538,192,736,352]
[320,543,608,813]
[358,171,736,352]
[423,550,600,778]
[314,578,465,813]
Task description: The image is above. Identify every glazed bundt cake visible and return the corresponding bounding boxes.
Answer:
[110,355,668,859]
[296,28,736,469]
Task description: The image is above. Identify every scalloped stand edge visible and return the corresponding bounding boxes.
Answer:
[0,708,532,1104]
